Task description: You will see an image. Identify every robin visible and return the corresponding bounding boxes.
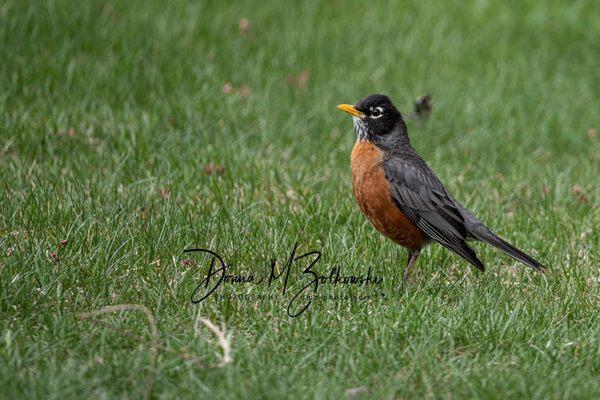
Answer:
[337,94,544,282]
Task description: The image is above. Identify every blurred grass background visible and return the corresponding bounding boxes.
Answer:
[1,0,599,398]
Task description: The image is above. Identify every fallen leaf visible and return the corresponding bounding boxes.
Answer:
[204,163,225,176]
[456,347,464,357]
[238,84,250,98]
[286,70,310,89]
[223,82,250,98]
[239,18,250,33]
[55,128,77,137]
[572,185,588,203]
[223,82,234,94]
[157,188,171,199]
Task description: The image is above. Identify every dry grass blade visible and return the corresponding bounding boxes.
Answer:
[195,312,232,368]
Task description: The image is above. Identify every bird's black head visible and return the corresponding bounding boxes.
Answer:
[337,94,407,149]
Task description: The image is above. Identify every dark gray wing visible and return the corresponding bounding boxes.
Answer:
[383,157,485,271]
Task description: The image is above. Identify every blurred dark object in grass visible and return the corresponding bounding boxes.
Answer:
[409,94,432,121]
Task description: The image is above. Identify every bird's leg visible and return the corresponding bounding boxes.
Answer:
[403,249,420,284]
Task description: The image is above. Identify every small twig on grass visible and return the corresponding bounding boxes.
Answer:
[78,304,158,400]
[79,304,233,399]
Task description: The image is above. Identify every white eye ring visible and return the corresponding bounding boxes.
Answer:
[371,107,384,118]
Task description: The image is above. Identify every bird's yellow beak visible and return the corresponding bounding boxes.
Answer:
[337,104,365,119]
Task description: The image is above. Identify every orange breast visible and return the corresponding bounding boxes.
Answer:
[351,141,427,250]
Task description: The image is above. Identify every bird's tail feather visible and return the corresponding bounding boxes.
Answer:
[474,229,545,272]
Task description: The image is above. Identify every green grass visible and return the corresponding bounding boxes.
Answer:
[1,0,599,398]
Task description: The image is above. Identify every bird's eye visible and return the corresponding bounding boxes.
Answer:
[371,107,384,118]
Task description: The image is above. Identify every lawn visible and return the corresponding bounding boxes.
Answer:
[1,0,599,398]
